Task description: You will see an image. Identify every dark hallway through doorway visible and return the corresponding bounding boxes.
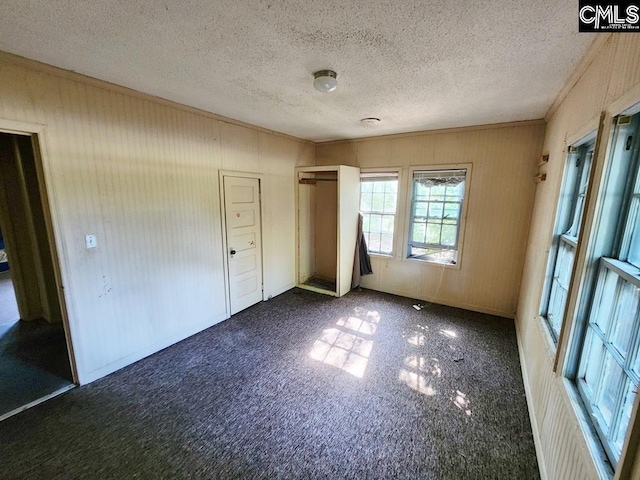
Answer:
[0,132,73,420]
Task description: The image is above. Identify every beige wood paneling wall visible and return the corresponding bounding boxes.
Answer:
[517,34,640,479]
[316,122,545,318]
[0,54,313,384]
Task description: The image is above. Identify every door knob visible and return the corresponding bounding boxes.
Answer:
[230,249,236,256]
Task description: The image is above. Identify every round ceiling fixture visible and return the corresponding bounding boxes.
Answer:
[313,70,338,93]
[360,117,381,126]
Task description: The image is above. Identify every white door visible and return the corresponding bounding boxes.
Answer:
[223,176,263,315]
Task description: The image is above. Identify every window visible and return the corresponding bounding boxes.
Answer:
[359,171,399,255]
[571,113,640,467]
[542,140,594,341]
[407,167,468,265]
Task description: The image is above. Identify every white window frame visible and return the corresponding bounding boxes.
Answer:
[403,164,472,269]
[559,110,640,476]
[541,137,596,343]
[359,168,401,257]
[571,113,640,468]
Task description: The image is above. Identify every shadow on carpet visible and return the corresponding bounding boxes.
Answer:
[0,288,538,479]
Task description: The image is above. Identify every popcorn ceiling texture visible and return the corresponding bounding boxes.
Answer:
[0,1,594,141]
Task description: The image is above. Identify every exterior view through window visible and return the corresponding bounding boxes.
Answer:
[542,139,594,341]
[408,168,467,265]
[573,113,640,466]
[359,172,398,255]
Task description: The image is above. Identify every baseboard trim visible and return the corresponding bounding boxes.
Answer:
[78,312,228,384]
[359,285,515,318]
[515,316,549,480]
[264,283,295,300]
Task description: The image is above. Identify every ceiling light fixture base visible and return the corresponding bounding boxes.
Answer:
[313,70,338,93]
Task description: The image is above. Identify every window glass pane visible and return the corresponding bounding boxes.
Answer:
[582,330,606,396]
[412,223,426,243]
[441,225,457,246]
[611,279,640,359]
[368,233,381,253]
[369,214,382,234]
[380,234,393,254]
[546,241,575,338]
[570,117,640,468]
[431,185,445,200]
[415,183,428,199]
[541,140,594,343]
[594,352,624,431]
[372,181,385,193]
[613,378,636,455]
[444,203,460,220]
[547,286,565,337]
[383,193,397,214]
[360,175,398,255]
[360,192,372,212]
[363,232,371,250]
[371,193,384,212]
[426,223,441,244]
[446,183,462,198]
[381,215,394,234]
[415,202,427,218]
[558,242,575,288]
[428,202,444,218]
[627,196,640,268]
[591,266,621,336]
[362,214,370,232]
[408,169,466,264]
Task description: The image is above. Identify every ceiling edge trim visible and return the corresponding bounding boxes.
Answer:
[316,119,547,146]
[0,50,314,146]
[545,33,612,122]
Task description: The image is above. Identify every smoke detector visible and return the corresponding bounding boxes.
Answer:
[360,117,381,126]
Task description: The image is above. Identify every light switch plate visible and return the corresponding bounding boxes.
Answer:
[85,234,97,249]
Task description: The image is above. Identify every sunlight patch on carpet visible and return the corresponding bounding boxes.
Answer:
[309,310,380,378]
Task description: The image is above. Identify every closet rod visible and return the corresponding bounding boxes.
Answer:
[299,178,338,184]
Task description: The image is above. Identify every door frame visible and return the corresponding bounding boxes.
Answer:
[0,119,79,384]
[218,170,265,318]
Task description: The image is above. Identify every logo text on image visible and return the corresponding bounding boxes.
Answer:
[579,1,640,31]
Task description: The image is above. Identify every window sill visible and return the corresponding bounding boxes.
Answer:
[535,314,559,363]
[368,252,394,259]
[561,378,615,480]
[405,256,462,270]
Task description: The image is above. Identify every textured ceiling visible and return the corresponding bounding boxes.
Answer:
[0,1,595,142]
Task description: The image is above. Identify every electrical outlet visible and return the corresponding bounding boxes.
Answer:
[85,234,97,249]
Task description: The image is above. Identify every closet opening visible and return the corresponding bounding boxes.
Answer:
[296,165,360,298]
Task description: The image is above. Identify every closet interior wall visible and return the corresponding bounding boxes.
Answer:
[297,170,339,293]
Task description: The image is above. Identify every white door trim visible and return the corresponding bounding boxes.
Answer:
[218,170,265,318]
[0,118,79,384]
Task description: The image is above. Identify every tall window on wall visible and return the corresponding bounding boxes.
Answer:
[541,139,595,342]
[359,171,399,255]
[571,113,640,467]
[407,167,469,265]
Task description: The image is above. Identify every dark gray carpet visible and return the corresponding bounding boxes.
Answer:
[0,288,538,479]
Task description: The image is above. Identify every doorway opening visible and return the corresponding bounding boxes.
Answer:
[0,131,75,421]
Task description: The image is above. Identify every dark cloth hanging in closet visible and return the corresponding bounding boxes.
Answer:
[352,213,373,288]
